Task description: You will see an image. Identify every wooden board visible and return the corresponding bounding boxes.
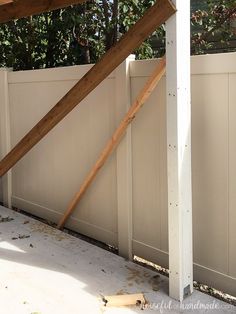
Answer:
[0,0,175,177]
[102,294,146,307]
[0,0,12,6]
[0,0,89,23]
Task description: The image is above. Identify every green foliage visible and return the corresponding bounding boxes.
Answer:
[191,0,236,54]
[0,0,235,70]
[0,0,165,70]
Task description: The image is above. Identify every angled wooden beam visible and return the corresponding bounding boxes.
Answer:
[57,57,166,229]
[0,0,88,23]
[0,0,175,177]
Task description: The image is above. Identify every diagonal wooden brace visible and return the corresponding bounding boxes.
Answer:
[58,57,166,229]
[0,0,175,178]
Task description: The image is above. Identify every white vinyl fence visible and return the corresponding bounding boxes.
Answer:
[0,52,235,296]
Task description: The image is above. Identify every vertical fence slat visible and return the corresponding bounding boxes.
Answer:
[116,56,135,259]
[0,69,12,208]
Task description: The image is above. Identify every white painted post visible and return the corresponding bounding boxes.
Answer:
[166,0,193,301]
[0,69,12,208]
[115,55,135,260]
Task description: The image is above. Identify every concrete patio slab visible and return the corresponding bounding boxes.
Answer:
[0,206,235,314]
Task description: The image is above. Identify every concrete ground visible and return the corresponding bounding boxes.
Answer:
[0,205,235,314]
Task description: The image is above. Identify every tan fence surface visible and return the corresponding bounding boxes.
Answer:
[0,52,235,296]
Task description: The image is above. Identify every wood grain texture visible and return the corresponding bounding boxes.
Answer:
[0,0,88,23]
[58,57,166,229]
[0,0,175,178]
[0,0,12,6]
[102,294,146,307]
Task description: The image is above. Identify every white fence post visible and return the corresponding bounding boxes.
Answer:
[115,55,135,259]
[0,68,12,208]
[166,0,193,301]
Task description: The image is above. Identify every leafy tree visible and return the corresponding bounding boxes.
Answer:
[0,0,235,71]
[191,0,236,54]
[0,0,165,70]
